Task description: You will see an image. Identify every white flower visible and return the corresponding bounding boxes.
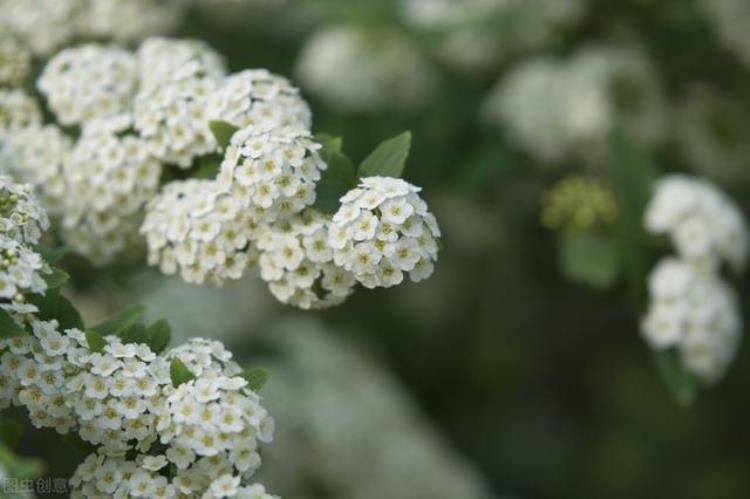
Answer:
[0,0,82,56]
[295,26,436,112]
[209,69,311,132]
[0,124,71,216]
[209,474,241,498]
[218,125,325,219]
[0,37,32,87]
[330,176,441,289]
[141,179,260,285]
[61,115,162,265]
[136,37,226,94]
[0,89,41,135]
[256,210,356,310]
[483,46,667,163]
[0,175,50,245]
[642,258,742,384]
[644,174,749,272]
[38,44,138,126]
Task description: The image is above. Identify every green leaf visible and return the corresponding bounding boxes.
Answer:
[85,330,106,353]
[209,120,239,149]
[56,294,84,330]
[0,419,22,448]
[91,304,146,337]
[170,358,196,387]
[119,323,149,345]
[313,151,356,214]
[315,134,343,160]
[0,445,45,479]
[37,245,70,263]
[358,131,411,179]
[652,350,697,407]
[43,267,69,290]
[193,153,223,179]
[147,320,171,354]
[608,130,659,309]
[0,308,25,338]
[559,232,620,289]
[239,368,271,392]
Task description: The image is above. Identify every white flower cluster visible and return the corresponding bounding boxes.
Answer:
[484,46,668,163]
[0,0,186,56]
[398,0,586,71]
[71,452,279,499]
[0,89,41,134]
[209,69,311,131]
[642,175,749,384]
[642,258,741,384]
[136,37,227,94]
[133,48,225,167]
[701,0,750,67]
[256,210,356,309]
[329,177,440,289]
[295,26,436,112]
[0,176,49,309]
[676,86,750,185]
[0,175,49,245]
[0,124,71,216]
[141,179,260,285]
[0,37,31,87]
[218,126,324,215]
[38,44,138,126]
[61,116,162,265]
[0,324,279,497]
[644,175,749,272]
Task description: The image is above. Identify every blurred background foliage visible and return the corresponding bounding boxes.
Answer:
[11,0,750,497]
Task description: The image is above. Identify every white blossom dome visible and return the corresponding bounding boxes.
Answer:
[295,26,436,112]
[256,210,356,310]
[483,46,668,163]
[70,451,279,498]
[141,179,261,285]
[136,37,227,94]
[642,258,742,384]
[0,175,49,245]
[0,0,83,56]
[329,176,441,289]
[0,238,49,305]
[61,115,162,265]
[38,44,138,126]
[133,76,221,168]
[0,37,32,87]
[0,125,71,216]
[217,125,325,219]
[644,174,749,273]
[209,69,312,132]
[0,89,42,134]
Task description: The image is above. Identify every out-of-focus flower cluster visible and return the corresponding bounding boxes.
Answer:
[253,318,493,499]
[0,0,187,56]
[484,46,668,163]
[642,175,749,384]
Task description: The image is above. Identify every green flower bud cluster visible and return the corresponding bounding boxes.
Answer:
[541,176,618,232]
